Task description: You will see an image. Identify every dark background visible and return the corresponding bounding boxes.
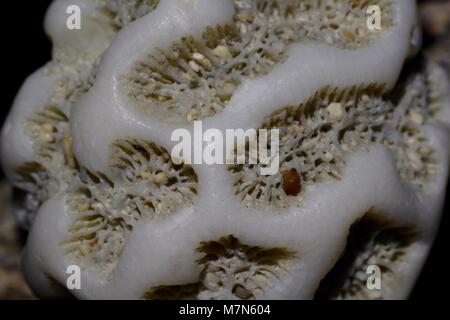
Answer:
[1,1,448,300]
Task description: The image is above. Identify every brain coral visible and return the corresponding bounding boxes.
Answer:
[1,0,450,300]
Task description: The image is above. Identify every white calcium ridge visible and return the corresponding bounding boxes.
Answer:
[2,0,449,300]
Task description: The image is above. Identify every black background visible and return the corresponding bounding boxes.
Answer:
[1,1,448,300]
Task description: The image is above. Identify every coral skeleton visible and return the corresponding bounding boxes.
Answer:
[1,0,449,299]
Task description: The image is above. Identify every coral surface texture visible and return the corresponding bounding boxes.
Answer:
[1,0,450,300]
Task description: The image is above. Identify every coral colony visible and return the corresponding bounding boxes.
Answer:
[1,0,449,299]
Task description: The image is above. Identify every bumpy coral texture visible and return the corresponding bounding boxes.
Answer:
[142,235,295,300]
[230,68,441,209]
[124,0,394,123]
[4,0,450,300]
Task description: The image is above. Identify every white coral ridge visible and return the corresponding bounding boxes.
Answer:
[1,0,450,300]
